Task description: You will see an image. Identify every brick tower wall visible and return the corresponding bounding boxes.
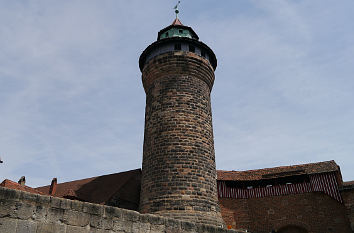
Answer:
[139,50,224,226]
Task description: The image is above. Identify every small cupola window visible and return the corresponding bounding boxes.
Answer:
[179,29,183,34]
[189,45,195,52]
[174,43,181,50]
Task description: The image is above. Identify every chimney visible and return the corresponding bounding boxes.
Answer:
[49,178,57,195]
[18,176,25,186]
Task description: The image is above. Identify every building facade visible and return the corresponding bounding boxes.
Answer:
[218,160,353,233]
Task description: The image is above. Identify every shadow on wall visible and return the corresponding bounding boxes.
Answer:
[68,169,141,210]
[277,225,308,233]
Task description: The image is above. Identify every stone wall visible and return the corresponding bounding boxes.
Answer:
[219,192,351,233]
[0,187,245,233]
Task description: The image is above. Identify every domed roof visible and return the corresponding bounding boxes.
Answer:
[157,18,199,41]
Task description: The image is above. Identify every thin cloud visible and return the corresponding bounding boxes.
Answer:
[0,1,353,187]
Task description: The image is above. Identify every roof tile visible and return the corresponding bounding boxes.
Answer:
[217,160,340,181]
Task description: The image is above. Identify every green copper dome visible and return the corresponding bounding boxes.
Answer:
[157,18,199,41]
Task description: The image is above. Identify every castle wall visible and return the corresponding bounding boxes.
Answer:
[341,188,354,232]
[219,192,351,233]
[0,187,243,233]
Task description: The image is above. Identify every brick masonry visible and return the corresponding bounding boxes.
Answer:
[139,51,224,226]
[219,192,352,233]
[0,187,247,233]
[341,187,354,232]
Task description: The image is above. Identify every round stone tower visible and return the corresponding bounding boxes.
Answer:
[139,18,224,226]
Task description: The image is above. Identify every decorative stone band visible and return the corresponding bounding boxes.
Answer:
[142,51,215,93]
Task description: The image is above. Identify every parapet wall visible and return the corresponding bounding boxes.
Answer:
[0,187,245,233]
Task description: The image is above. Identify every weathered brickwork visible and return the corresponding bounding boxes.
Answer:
[219,192,352,233]
[341,187,354,232]
[139,51,224,226]
[0,187,246,233]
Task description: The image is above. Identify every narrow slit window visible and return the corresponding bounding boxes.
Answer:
[174,43,181,50]
[189,45,195,52]
[201,50,206,57]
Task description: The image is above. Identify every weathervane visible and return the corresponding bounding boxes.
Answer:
[174,1,181,19]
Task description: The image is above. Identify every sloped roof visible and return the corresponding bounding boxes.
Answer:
[0,179,45,195]
[35,169,141,204]
[217,160,340,181]
[171,18,183,26]
[343,181,354,186]
[342,181,354,189]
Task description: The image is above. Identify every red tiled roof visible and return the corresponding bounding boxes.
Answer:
[217,160,340,181]
[343,181,354,186]
[35,169,141,205]
[171,18,183,26]
[0,179,45,195]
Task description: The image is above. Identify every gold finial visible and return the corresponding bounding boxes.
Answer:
[174,1,181,19]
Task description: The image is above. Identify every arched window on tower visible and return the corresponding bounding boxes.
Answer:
[189,45,195,52]
[174,43,181,51]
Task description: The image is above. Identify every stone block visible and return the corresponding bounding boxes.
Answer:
[215,226,229,233]
[181,221,196,232]
[113,219,132,232]
[71,200,84,212]
[89,228,111,233]
[0,200,17,218]
[121,209,140,222]
[150,223,165,233]
[46,207,65,223]
[17,219,37,233]
[104,206,121,219]
[0,217,17,233]
[101,218,114,230]
[60,199,72,210]
[140,214,165,225]
[165,218,181,228]
[0,187,20,201]
[20,192,39,203]
[83,203,104,216]
[33,205,48,221]
[36,222,66,233]
[16,202,36,220]
[89,214,103,229]
[66,225,89,233]
[35,194,51,206]
[63,210,90,227]
[132,222,151,233]
[50,197,61,209]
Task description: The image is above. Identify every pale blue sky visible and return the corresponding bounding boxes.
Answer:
[1,0,353,187]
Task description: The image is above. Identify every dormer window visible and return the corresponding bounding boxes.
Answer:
[174,43,181,50]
